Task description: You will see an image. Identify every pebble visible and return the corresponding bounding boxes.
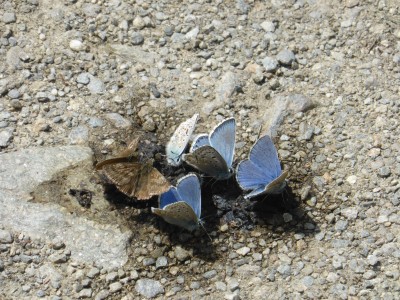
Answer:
[78,288,92,298]
[203,270,217,279]
[76,73,91,85]
[69,125,89,144]
[49,253,68,264]
[94,290,110,300]
[87,76,105,94]
[135,279,164,298]
[70,40,84,51]
[260,21,275,32]
[156,256,168,269]
[131,32,144,45]
[0,230,13,243]
[104,113,131,129]
[106,272,118,283]
[277,49,296,66]
[2,12,16,24]
[7,89,20,99]
[0,130,13,147]
[236,247,250,256]
[109,282,122,293]
[261,57,279,72]
[174,246,191,262]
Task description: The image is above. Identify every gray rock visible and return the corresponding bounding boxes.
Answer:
[77,73,91,85]
[7,89,20,99]
[87,75,105,94]
[3,12,16,24]
[87,117,105,128]
[190,281,201,289]
[69,125,89,145]
[49,253,68,263]
[109,282,122,293]
[262,57,279,72]
[335,220,348,231]
[106,272,118,282]
[87,267,100,279]
[36,91,50,102]
[95,290,110,300]
[203,270,217,279]
[156,256,168,269]
[78,288,92,298]
[0,230,13,243]
[260,21,276,32]
[70,40,84,51]
[378,166,391,178]
[135,279,164,298]
[131,32,144,45]
[105,113,131,129]
[174,246,191,262]
[277,49,296,66]
[0,130,13,147]
[0,146,130,270]
[143,257,155,266]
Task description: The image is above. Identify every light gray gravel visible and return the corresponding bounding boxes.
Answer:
[0,1,399,299]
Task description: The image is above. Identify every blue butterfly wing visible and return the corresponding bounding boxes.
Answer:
[236,159,273,190]
[190,134,210,152]
[210,118,236,168]
[249,135,282,179]
[176,174,201,218]
[159,187,180,209]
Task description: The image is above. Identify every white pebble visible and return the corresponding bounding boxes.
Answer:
[70,39,84,51]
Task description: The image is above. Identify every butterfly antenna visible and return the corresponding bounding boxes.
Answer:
[199,220,212,242]
[256,124,263,139]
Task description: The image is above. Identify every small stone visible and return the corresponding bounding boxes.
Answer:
[236,247,250,256]
[78,288,92,298]
[70,40,84,51]
[283,213,293,223]
[94,289,110,300]
[8,89,20,99]
[346,175,357,185]
[142,118,156,132]
[36,290,46,298]
[0,130,13,147]
[260,21,275,32]
[261,57,279,72]
[69,125,89,145]
[3,12,16,24]
[105,113,132,129]
[49,253,68,264]
[363,270,376,280]
[87,117,105,128]
[156,256,168,269]
[203,270,217,279]
[22,284,30,292]
[190,281,201,289]
[341,207,358,219]
[36,91,50,102]
[277,49,296,66]
[105,272,118,282]
[87,267,100,279]
[174,246,191,262]
[76,73,90,85]
[226,277,240,292]
[109,282,122,293]
[87,76,105,94]
[215,281,227,291]
[335,220,348,231]
[0,230,13,243]
[131,32,144,45]
[143,257,155,266]
[135,279,164,298]
[378,166,391,178]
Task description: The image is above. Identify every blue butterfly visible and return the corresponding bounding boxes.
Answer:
[151,173,201,231]
[236,135,288,199]
[182,118,236,180]
[166,114,199,166]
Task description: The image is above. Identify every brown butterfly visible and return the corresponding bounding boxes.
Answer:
[96,138,170,200]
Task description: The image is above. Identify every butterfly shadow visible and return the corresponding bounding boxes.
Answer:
[247,186,319,237]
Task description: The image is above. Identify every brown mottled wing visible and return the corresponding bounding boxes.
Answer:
[101,162,142,197]
[95,137,140,170]
[182,145,230,179]
[134,161,170,200]
[151,202,199,232]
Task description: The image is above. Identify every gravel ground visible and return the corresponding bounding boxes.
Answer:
[1,0,400,299]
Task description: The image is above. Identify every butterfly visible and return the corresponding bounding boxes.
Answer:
[236,135,288,199]
[96,139,170,200]
[182,117,236,180]
[166,113,199,166]
[151,173,201,231]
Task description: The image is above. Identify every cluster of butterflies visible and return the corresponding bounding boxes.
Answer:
[96,114,288,232]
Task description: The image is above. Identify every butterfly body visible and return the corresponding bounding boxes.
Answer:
[96,139,170,200]
[183,118,236,180]
[236,135,288,199]
[152,174,201,231]
[166,114,199,166]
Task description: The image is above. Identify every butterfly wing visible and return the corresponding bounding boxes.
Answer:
[176,174,201,218]
[236,159,270,191]
[159,187,180,208]
[244,170,289,199]
[183,145,231,180]
[209,118,236,168]
[249,135,282,179]
[190,134,210,152]
[151,202,199,232]
[135,161,171,200]
[166,114,199,166]
[101,162,141,197]
[95,138,140,170]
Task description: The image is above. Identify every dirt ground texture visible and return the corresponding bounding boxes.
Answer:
[0,0,400,299]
